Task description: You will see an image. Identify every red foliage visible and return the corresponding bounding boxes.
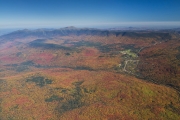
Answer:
[0,42,13,52]
[84,49,96,56]
[28,53,54,65]
[14,96,31,105]
[11,88,20,95]
[0,56,21,62]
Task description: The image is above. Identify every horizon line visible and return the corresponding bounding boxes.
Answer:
[1,21,180,29]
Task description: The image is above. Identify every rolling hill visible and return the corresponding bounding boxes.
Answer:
[0,27,180,120]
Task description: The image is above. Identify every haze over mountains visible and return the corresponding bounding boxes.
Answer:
[1,26,178,41]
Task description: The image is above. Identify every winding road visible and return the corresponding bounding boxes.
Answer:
[122,41,164,73]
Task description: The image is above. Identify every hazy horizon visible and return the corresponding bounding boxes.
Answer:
[1,0,180,29]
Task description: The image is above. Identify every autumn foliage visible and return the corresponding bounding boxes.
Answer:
[0,29,180,119]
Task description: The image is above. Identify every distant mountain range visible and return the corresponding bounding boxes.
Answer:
[0,26,176,42]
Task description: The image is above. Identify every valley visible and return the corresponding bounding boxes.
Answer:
[0,27,180,120]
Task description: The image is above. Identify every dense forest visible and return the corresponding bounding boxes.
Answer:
[0,27,180,119]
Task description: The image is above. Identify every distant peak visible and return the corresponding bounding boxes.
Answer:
[12,29,30,33]
[64,26,77,29]
[21,29,30,31]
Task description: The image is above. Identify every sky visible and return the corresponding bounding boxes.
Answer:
[0,0,180,29]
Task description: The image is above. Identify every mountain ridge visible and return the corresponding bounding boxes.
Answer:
[0,27,174,43]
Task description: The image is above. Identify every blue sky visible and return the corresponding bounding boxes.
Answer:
[0,0,180,28]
